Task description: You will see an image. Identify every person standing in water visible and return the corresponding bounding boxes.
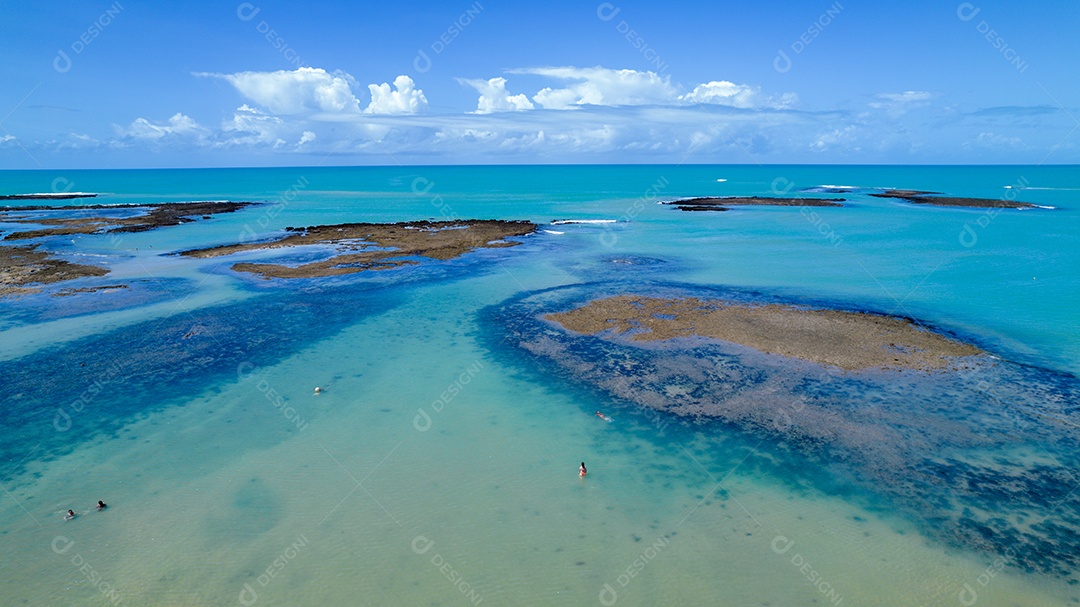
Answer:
[96,501,107,510]
[580,462,587,477]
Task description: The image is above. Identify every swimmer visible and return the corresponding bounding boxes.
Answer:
[314,387,322,395]
[65,509,76,520]
[595,411,611,422]
[580,462,587,477]
[96,501,107,510]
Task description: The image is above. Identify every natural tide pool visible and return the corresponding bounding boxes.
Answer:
[1,165,1078,606]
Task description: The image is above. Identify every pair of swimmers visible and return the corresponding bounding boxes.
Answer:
[580,410,612,477]
[65,501,107,520]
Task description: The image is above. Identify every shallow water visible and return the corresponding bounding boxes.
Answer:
[1,165,1078,606]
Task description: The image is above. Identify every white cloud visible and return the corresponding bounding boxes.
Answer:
[679,81,759,108]
[91,65,1072,163]
[220,105,287,147]
[870,91,935,116]
[122,113,206,140]
[459,77,534,114]
[200,68,429,117]
[876,91,934,103]
[55,132,100,150]
[810,125,859,152]
[365,75,428,115]
[204,67,362,115]
[679,81,797,110]
[0,134,16,144]
[969,131,1023,148]
[510,66,677,109]
[482,67,793,112]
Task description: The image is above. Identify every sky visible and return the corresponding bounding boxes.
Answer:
[1,0,1078,168]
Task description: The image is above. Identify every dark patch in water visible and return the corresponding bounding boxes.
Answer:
[482,281,1080,577]
[203,477,283,543]
[0,277,195,323]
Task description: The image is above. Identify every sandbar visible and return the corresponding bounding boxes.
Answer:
[546,295,981,371]
[181,219,537,279]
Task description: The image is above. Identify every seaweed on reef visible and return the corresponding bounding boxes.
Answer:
[0,281,405,483]
[483,280,1080,577]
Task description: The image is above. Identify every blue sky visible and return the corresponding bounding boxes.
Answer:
[1,0,1077,167]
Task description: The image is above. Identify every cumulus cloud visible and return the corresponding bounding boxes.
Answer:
[680,81,797,109]
[89,64,1072,163]
[511,66,677,109]
[459,77,534,114]
[679,81,759,108]
[114,106,320,150]
[122,113,207,140]
[200,68,429,117]
[365,75,428,115]
[467,67,793,112]
[220,105,288,147]
[201,67,362,115]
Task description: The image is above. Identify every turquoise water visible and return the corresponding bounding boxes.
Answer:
[1,165,1078,605]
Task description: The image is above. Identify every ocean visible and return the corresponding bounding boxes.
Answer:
[1,165,1077,606]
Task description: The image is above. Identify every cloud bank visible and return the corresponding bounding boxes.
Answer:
[45,65,1074,164]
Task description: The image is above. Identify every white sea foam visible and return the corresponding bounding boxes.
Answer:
[716,179,727,183]
[801,184,861,193]
[543,230,565,235]
[1005,186,1080,191]
[5,192,99,198]
[550,219,617,225]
